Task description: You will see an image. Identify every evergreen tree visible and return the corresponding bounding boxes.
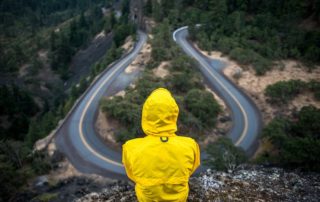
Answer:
[144,0,153,16]
[205,137,247,171]
[152,0,163,22]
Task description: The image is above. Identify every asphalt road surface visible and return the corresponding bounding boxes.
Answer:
[55,27,262,179]
[55,31,147,179]
[173,26,262,154]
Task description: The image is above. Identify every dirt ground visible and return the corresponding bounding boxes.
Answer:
[95,109,121,149]
[124,42,152,74]
[145,17,156,33]
[194,44,320,124]
[33,134,111,184]
[152,61,170,78]
[38,142,116,191]
[121,36,134,54]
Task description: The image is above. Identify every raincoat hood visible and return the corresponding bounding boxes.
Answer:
[123,88,200,201]
[141,88,179,137]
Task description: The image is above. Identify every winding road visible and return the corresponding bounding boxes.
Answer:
[55,31,147,179]
[55,27,261,179]
[173,27,262,154]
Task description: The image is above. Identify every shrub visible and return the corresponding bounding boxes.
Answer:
[168,72,193,93]
[102,97,141,129]
[0,140,52,201]
[115,129,138,143]
[265,80,306,104]
[171,55,195,73]
[185,89,221,128]
[205,137,247,171]
[33,193,58,202]
[265,80,320,104]
[176,103,203,135]
[217,37,239,54]
[197,32,212,51]
[308,80,320,100]
[229,47,272,75]
[260,106,320,171]
[253,57,272,75]
[291,105,320,138]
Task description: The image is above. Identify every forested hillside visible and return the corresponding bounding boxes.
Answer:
[145,0,320,74]
[0,0,136,200]
[100,20,222,144]
[1,0,108,73]
[1,0,320,201]
[142,0,320,171]
[98,0,320,172]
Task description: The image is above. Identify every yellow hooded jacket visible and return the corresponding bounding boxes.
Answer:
[122,88,200,202]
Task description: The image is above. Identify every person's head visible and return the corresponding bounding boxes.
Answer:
[141,88,179,137]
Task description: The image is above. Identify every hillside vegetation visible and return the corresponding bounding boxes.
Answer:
[101,21,222,143]
[142,0,320,171]
[0,0,136,200]
[259,105,320,171]
[1,0,111,74]
[145,0,320,74]
[1,0,320,200]
[265,79,320,104]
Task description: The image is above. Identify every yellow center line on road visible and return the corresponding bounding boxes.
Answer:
[176,28,248,146]
[78,40,144,167]
[77,26,248,169]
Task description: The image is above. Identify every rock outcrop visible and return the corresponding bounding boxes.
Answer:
[76,165,320,202]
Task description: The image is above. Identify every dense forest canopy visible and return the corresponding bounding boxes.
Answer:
[0,1,136,200]
[0,0,319,200]
[0,0,104,25]
[260,105,320,171]
[145,0,320,74]
[0,0,136,143]
[0,0,114,73]
[142,0,320,171]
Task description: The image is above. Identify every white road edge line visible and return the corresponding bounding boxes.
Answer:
[76,25,249,169]
[173,26,248,146]
[173,26,188,42]
[78,35,145,167]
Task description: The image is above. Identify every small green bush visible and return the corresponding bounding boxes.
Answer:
[185,89,221,128]
[265,79,320,104]
[229,47,272,75]
[261,106,320,171]
[205,137,247,171]
[217,37,239,54]
[265,80,306,104]
[33,193,58,202]
[308,80,320,100]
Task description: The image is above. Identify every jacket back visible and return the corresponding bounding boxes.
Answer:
[122,88,200,201]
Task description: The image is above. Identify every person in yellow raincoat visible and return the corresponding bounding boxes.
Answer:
[122,88,200,202]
